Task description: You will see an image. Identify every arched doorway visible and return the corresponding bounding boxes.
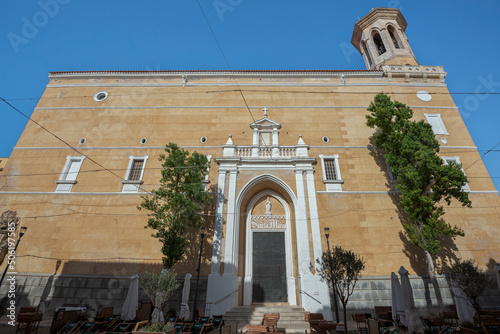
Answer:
[242,190,296,305]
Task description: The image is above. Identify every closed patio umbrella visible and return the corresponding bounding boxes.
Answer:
[179,273,192,321]
[391,272,407,326]
[37,275,54,314]
[121,274,139,321]
[398,266,424,334]
[452,284,475,323]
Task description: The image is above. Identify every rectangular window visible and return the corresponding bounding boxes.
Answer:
[55,155,85,192]
[128,160,144,181]
[323,159,338,181]
[319,154,343,192]
[425,113,449,135]
[122,156,148,192]
[442,156,470,192]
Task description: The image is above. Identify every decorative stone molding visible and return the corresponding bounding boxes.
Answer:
[382,65,447,82]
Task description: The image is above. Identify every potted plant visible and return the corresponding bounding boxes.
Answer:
[139,269,180,325]
[135,322,175,334]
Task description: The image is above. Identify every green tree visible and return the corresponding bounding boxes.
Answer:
[450,259,496,325]
[139,269,180,323]
[139,143,213,269]
[366,94,471,280]
[316,245,365,332]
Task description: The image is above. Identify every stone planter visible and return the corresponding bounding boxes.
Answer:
[134,329,176,334]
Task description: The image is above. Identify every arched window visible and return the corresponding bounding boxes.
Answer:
[388,25,403,49]
[373,33,386,55]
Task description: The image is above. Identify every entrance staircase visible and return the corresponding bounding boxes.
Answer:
[223,305,310,333]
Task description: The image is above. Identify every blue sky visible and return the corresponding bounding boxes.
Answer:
[1,1,499,191]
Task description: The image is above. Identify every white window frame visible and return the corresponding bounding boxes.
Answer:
[319,154,343,192]
[122,155,148,192]
[442,156,470,192]
[425,113,449,135]
[55,155,86,192]
[202,155,212,191]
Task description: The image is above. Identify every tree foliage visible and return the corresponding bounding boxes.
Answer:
[450,259,495,324]
[139,269,180,323]
[139,143,213,269]
[316,245,365,332]
[366,94,471,271]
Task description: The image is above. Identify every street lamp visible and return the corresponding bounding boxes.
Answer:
[192,227,206,322]
[324,227,340,323]
[0,226,27,286]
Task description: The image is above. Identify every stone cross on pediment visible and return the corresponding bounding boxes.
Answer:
[263,107,268,117]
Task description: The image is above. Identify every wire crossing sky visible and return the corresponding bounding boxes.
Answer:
[1,1,499,191]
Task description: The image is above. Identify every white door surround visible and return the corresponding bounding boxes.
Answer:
[243,189,296,306]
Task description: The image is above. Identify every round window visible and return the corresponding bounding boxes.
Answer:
[322,136,330,143]
[140,138,147,145]
[416,90,432,102]
[200,136,207,143]
[79,138,86,145]
[93,91,108,102]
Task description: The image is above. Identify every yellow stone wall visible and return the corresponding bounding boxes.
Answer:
[1,71,498,279]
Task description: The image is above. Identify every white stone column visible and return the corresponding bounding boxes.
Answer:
[210,169,227,275]
[305,169,323,264]
[206,167,239,316]
[296,167,333,320]
[252,129,259,157]
[294,169,311,275]
[223,169,239,275]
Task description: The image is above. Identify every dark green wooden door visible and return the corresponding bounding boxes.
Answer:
[252,232,287,303]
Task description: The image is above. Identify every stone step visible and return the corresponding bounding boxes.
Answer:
[223,305,310,333]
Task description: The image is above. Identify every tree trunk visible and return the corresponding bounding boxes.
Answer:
[342,301,348,333]
[424,250,443,310]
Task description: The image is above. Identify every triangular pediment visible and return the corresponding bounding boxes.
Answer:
[250,117,281,130]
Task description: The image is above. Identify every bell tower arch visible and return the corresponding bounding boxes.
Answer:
[351,8,418,69]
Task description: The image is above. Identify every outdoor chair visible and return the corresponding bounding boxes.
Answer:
[96,307,114,320]
[77,321,108,333]
[110,322,135,333]
[421,317,444,334]
[262,313,279,332]
[174,323,187,334]
[190,322,211,334]
[166,316,179,323]
[439,311,459,327]
[212,316,224,329]
[199,317,211,323]
[57,321,84,334]
[352,313,369,334]
[316,321,337,334]
[262,318,278,333]
[374,306,392,321]
[245,324,269,334]
[103,316,122,330]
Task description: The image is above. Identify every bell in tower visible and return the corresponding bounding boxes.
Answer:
[351,8,418,70]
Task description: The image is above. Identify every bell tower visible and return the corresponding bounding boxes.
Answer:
[351,8,418,70]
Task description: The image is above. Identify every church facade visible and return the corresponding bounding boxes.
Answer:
[0,8,499,317]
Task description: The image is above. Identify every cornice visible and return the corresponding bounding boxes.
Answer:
[48,69,383,80]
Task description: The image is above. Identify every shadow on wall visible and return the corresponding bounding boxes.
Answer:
[0,187,217,318]
[1,182,218,317]
[3,259,211,319]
